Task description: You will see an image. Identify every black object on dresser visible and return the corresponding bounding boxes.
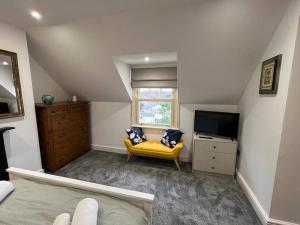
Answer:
[0,127,15,180]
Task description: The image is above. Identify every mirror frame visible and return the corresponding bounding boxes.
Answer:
[0,49,24,119]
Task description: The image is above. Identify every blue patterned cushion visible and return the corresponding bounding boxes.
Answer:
[126,127,147,145]
[161,129,183,148]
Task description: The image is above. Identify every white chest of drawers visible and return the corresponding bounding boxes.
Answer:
[192,133,237,175]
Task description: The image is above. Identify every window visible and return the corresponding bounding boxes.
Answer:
[132,88,177,127]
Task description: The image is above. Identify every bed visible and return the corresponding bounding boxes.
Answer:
[0,167,154,225]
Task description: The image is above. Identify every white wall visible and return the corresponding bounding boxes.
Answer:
[90,101,238,161]
[237,0,300,219]
[90,102,131,153]
[0,65,18,113]
[0,65,16,96]
[0,21,42,171]
[30,56,69,103]
[113,59,132,100]
[269,18,300,224]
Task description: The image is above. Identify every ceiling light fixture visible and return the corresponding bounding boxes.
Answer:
[30,10,42,20]
[145,57,150,62]
[2,61,8,66]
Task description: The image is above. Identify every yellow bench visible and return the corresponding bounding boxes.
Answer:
[124,138,184,171]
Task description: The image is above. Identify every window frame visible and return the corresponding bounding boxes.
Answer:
[132,88,178,128]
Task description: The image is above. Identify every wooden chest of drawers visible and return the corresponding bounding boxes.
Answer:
[192,133,237,175]
[35,102,90,172]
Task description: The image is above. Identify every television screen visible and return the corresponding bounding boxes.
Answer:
[0,103,9,114]
[194,110,240,139]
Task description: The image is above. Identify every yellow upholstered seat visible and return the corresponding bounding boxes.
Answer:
[124,138,184,170]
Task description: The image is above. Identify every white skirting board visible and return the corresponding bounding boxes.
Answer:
[236,170,269,224]
[37,169,45,173]
[91,144,127,154]
[268,219,300,225]
[91,144,190,162]
[236,170,299,225]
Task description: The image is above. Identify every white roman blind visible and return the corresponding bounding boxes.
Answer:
[131,67,177,88]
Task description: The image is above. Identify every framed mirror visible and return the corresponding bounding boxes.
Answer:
[0,49,24,119]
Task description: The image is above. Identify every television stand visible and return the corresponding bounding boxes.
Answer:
[192,133,237,176]
[198,136,213,139]
[195,132,213,139]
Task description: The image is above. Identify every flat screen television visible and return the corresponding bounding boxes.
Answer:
[194,110,240,139]
[0,103,9,114]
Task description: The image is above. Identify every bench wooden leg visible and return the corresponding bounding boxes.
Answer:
[174,159,181,171]
[127,153,132,162]
[177,156,181,165]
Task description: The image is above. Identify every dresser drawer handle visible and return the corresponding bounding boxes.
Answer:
[211,166,215,170]
[212,157,215,159]
[213,146,216,149]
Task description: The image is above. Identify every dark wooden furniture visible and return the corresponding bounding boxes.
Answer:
[0,127,15,180]
[35,102,90,172]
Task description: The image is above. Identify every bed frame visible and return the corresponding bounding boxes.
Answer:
[7,167,154,224]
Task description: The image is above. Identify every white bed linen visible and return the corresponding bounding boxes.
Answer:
[0,179,148,225]
[53,213,71,225]
[71,198,98,225]
[0,181,14,202]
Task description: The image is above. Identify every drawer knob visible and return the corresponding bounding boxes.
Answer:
[213,146,216,149]
[211,166,215,170]
[212,157,215,159]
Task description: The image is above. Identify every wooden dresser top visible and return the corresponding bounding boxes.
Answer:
[35,101,89,108]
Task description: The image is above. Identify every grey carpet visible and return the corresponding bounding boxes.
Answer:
[54,150,261,225]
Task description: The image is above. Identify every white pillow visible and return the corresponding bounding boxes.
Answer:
[53,213,71,225]
[71,198,98,225]
[0,181,14,202]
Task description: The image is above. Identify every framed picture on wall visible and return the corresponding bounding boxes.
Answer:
[259,54,282,94]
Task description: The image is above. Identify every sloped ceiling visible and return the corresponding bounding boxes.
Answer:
[0,0,291,103]
[0,0,197,28]
[0,85,15,99]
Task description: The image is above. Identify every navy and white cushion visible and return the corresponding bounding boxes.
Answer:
[126,127,146,145]
[161,129,183,148]
[132,127,146,141]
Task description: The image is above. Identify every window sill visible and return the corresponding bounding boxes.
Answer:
[131,124,179,130]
